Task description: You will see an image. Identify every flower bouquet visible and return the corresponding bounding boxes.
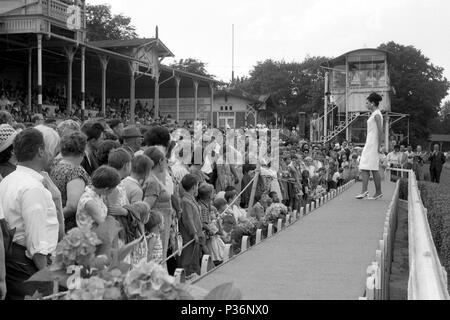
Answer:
[25,216,242,300]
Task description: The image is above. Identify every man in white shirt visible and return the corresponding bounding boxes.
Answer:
[0,205,6,300]
[0,128,58,299]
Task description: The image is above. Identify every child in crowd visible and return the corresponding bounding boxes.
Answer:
[121,154,153,204]
[249,192,265,221]
[76,165,121,230]
[214,197,236,244]
[146,210,164,264]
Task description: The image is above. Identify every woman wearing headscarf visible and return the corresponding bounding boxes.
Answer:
[0,124,18,178]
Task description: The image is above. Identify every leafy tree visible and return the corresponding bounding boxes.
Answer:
[235,56,330,125]
[169,58,214,78]
[378,42,450,146]
[85,4,138,41]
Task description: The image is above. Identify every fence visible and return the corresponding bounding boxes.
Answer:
[407,170,449,300]
[359,178,399,300]
[361,168,449,300]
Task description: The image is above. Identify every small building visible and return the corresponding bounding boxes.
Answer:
[429,134,450,151]
[313,48,408,150]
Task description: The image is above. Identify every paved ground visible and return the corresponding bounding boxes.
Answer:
[194,180,396,300]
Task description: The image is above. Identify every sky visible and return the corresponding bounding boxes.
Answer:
[88,0,450,104]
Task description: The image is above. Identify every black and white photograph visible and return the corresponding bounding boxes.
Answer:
[0,0,450,309]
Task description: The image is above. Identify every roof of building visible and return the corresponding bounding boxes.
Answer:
[323,48,393,67]
[89,38,174,58]
[429,134,450,142]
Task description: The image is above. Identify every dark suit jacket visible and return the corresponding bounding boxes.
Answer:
[81,151,99,176]
[179,193,203,243]
[429,151,446,172]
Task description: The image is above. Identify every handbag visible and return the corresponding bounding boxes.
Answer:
[0,218,16,257]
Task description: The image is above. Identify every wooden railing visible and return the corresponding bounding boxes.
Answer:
[361,168,449,300]
[407,170,449,300]
[360,179,400,300]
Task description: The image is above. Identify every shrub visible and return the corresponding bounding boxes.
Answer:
[399,178,408,200]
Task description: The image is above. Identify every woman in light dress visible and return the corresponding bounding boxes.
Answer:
[356,92,384,200]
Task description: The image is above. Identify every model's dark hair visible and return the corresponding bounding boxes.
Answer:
[367,92,383,107]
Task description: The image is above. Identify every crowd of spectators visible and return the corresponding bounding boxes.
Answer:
[0,78,449,300]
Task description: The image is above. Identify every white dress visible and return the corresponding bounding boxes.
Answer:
[359,109,382,171]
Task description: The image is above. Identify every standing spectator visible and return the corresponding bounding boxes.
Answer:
[179,174,202,278]
[80,121,104,176]
[413,145,428,181]
[429,143,446,183]
[0,111,14,125]
[108,119,124,141]
[56,119,80,137]
[94,140,120,167]
[0,124,18,178]
[0,205,6,300]
[122,125,144,156]
[143,147,173,266]
[50,132,90,232]
[121,155,153,204]
[76,166,121,230]
[399,144,408,167]
[405,145,415,170]
[0,128,59,299]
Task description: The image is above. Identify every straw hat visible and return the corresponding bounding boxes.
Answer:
[0,124,17,153]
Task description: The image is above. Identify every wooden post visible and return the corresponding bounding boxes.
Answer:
[37,34,43,113]
[128,62,136,124]
[28,48,32,112]
[80,46,85,121]
[268,224,273,237]
[154,74,160,119]
[65,47,76,115]
[241,236,249,252]
[175,76,180,122]
[98,54,109,116]
[210,82,214,126]
[277,219,283,231]
[200,255,214,275]
[193,80,199,120]
[256,229,262,244]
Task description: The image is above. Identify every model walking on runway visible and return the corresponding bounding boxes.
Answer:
[356,92,384,200]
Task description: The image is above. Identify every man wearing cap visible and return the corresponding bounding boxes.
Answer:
[0,124,18,178]
[122,125,143,157]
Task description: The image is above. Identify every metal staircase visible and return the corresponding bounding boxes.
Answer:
[320,111,362,143]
